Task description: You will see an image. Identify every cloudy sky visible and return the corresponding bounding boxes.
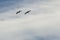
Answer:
[0,0,60,40]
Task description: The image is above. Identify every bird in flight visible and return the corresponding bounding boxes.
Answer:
[24,10,31,14]
[16,10,22,14]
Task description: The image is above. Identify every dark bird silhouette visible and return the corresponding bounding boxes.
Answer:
[25,10,31,14]
[16,10,21,14]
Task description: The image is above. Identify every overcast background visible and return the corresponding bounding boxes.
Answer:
[0,0,60,40]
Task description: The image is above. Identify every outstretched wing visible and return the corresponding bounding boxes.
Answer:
[16,11,21,14]
[25,10,31,14]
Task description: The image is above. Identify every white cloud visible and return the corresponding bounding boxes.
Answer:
[0,0,60,40]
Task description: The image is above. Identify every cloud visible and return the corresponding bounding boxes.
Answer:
[0,0,60,40]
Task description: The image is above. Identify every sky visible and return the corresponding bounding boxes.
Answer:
[0,0,60,40]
